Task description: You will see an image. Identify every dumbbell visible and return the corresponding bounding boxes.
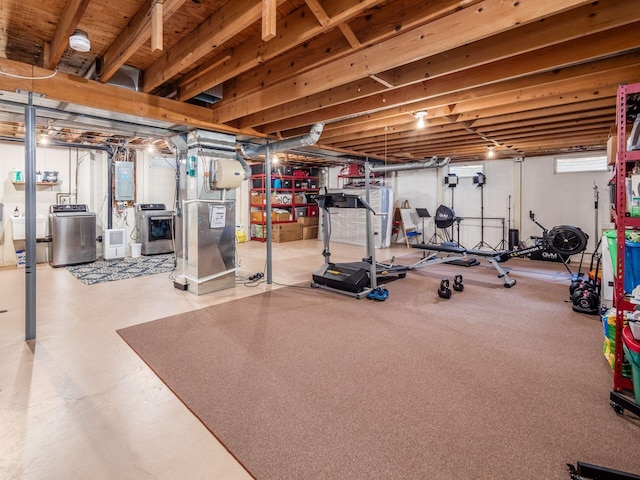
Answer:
[438,279,451,299]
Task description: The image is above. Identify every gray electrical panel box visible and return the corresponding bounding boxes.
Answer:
[115,161,135,201]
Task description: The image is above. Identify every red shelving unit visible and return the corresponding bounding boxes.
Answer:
[249,171,319,242]
[612,83,640,402]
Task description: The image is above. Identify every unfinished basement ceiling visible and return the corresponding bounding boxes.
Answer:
[0,0,639,164]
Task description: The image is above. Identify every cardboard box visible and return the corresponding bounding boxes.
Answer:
[298,216,319,226]
[251,211,265,222]
[274,212,293,222]
[302,225,319,240]
[607,134,617,166]
[250,194,280,206]
[272,223,302,242]
[294,193,305,204]
[252,211,292,222]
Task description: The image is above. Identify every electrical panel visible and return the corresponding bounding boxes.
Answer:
[115,161,135,201]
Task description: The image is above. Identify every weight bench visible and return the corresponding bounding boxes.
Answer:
[410,243,517,288]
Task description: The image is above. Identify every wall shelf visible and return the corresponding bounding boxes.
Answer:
[12,181,60,186]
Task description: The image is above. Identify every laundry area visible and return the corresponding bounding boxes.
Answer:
[2,2,640,480]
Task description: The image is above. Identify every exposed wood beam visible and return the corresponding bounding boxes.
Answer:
[262,0,277,42]
[369,73,394,89]
[257,31,640,134]
[224,0,473,102]
[142,0,286,93]
[244,18,640,131]
[41,0,92,70]
[100,0,186,82]
[304,0,360,48]
[151,1,164,52]
[304,0,330,25]
[176,54,233,93]
[210,0,595,124]
[338,23,361,49]
[326,92,621,152]
[0,58,248,137]
[178,0,384,101]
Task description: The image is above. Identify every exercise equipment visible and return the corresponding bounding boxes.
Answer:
[311,191,408,299]
[433,205,479,267]
[438,279,452,299]
[571,237,602,315]
[453,274,464,292]
[411,210,589,288]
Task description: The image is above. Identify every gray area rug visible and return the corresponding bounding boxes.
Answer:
[66,253,175,285]
[118,258,640,480]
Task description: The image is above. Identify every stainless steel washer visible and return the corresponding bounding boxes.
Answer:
[49,204,97,267]
[135,204,174,255]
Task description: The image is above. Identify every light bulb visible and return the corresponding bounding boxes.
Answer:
[417,116,425,128]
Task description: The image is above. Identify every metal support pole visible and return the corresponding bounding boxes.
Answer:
[25,93,37,341]
[265,144,273,284]
[107,151,113,229]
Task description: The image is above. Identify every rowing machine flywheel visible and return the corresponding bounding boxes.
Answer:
[547,225,588,256]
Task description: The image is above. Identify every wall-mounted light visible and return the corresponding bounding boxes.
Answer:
[487,146,495,158]
[413,111,428,128]
[69,29,91,53]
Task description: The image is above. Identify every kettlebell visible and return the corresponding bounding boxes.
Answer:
[453,274,464,292]
[438,279,451,299]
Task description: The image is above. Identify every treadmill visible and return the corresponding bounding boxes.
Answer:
[311,192,408,299]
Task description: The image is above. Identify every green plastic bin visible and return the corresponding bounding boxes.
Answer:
[623,344,640,403]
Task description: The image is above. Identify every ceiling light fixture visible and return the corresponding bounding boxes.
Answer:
[69,29,91,53]
[413,111,428,128]
[487,146,495,158]
[271,154,279,164]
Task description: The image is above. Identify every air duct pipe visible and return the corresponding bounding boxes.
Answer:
[235,153,252,180]
[369,156,450,174]
[240,123,324,158]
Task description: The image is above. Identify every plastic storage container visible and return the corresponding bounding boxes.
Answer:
[622,325,640,402]
[625,241,640,293]
[130,243,142,258]
[603,231,640,293]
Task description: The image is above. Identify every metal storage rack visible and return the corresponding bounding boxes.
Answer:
[249,171,319,242]
[610,82,640,418]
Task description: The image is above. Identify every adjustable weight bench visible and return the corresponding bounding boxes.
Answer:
[410,243,517,288]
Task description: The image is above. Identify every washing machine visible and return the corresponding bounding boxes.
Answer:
[135,204,174,255]
[49,204,97,267]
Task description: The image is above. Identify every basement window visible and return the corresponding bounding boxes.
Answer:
[449,164,483,178]
[555,155,608,173]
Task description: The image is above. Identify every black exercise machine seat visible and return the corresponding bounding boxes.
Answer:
[412,243,508,259]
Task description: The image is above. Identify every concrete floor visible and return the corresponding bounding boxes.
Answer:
[1,239,412,480]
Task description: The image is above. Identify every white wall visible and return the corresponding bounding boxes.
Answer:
[0,142,179,266]
[521,155,612,254]
[326,155,612,254]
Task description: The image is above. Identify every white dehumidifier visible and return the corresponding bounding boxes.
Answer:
[103,228,126,260]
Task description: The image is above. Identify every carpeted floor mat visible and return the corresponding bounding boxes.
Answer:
[117,261,640,480]
[66,253,175,284]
